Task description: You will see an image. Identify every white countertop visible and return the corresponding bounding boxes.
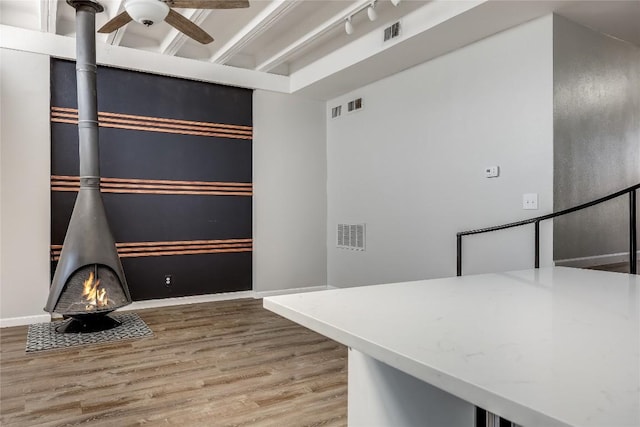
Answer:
[264,267,640,427]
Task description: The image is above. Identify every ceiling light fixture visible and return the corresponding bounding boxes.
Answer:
[125,0,169,27]
[367,2,377,21]
[345,17,354,35]
[343,0,386,35]
[391,0,401,6]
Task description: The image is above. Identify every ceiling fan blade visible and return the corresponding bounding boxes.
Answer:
[166,0,249,9]
[97,10,133,33]
[165,9,214,44]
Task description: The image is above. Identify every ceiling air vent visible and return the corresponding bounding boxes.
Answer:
[383,21,401,42]
[337,223,366,251]
[331,105,342,118]
[347,98,363,112]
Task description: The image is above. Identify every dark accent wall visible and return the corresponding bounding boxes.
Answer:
[50,59,253,300]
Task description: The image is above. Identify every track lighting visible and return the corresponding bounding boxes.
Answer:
[367,2,377,21]
[345,17,354,35]
[343,0,392,35]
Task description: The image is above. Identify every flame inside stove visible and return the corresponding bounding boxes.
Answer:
[82,271,108,310]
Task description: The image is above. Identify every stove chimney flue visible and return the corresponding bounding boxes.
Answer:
[70,0,102,182]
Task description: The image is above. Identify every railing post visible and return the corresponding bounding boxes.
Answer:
[534,220,540,269]
[457,234,462,277]
[631,189,637,275]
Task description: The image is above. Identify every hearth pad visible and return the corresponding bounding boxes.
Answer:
[26,312,152,353]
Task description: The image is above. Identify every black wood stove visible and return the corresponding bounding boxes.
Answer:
[45,0,132,333]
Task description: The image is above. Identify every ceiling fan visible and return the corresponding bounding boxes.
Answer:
[98,0,249,44]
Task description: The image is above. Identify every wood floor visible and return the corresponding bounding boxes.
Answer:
[585,261,640,274]
[0,299,348,427]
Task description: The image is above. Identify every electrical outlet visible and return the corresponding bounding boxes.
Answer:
[484,166,500,178]
[523,193,538,210]
[165,274,172,287]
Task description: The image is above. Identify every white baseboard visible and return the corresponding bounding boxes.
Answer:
[121,290,255,311]
[555,251,640,268]
[0,314,50,328]
[253,285,328,299]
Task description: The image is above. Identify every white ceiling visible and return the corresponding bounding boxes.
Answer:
[1,0,638,99]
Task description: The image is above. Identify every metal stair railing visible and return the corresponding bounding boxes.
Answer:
[456,183,639,276]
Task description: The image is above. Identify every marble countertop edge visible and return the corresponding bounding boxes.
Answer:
[263,296,572,427]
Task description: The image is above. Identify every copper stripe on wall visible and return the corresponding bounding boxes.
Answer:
[51,175,252,196]
[51,107,253,140]
[51,239,253,261]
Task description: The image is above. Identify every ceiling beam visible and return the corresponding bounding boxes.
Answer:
[160,9,212,56]
[254,0,371,72]
[209,0,301,65]
[0,24,290,93]
[105,25,127,46]
[39,0,58,33]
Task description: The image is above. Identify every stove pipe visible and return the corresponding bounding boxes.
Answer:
[45,0,131,314]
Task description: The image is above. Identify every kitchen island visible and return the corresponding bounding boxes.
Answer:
[264,267,639,427]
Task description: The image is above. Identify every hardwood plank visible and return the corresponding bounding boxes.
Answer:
[0,299,347,426]
[585,261,639,274]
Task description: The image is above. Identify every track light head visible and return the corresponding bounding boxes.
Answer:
[367,4,377,21]
[345,17,354,35]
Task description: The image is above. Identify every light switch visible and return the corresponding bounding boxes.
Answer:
[523,193,538,210]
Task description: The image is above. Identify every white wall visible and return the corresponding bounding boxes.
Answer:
[327,16,554,287]
[253,90,327,294]
[0,48,52,325]
[0,15,556,322]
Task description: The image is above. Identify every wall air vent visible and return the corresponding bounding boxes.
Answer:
[383,21,401,42]
[347,98,363,113]
[331,105,342,118]
[337,223,366,251]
